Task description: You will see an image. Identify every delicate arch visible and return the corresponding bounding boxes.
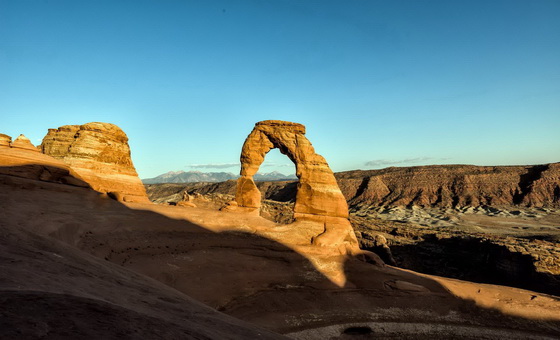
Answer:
[235,120,349,220]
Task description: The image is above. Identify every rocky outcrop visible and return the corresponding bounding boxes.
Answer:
[11,134,40,152]
[337,164,560,209]
[0,133,89,186]
[0,134,12,147]
[41,122,149,203]
[229,120,360,253]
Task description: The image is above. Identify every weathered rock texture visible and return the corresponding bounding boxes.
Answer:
[11,134,40,152]
[0,133,89,186]
[41,122,149,203]
[337,164,560,209]
[4,171,560,338]
[0,134,13,147]
[231,120,359,251]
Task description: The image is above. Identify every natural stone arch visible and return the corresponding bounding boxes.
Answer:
[236,120,349,218]
[231,120,360,251]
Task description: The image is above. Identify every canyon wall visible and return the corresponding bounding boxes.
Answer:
[337,164,560,209]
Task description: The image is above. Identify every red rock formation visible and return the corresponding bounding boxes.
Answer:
[230,120,360,252]
[0,133,88,186]
[11,134,40,152]
[521,163,560,207]
[41,122,149,203]
[0,134,12,147]
[336,164,560,208]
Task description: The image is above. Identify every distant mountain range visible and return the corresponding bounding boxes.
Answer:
[142,171,296,184]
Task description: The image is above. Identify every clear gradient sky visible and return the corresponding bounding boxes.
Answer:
[2,0,559,178]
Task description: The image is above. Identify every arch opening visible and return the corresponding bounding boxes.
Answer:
[255,148,298,224]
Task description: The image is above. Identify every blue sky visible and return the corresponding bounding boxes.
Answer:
[1,0,559,178]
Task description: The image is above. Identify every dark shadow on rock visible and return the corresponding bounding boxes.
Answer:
[340,255,560,339]
[1,164,559,338]
[0,163,91,188]
[513,164,549,205]
[256,180,297,202]
[387,235,560,297]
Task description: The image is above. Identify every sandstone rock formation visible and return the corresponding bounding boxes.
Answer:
[177,191,197,207]
[0,134,12,147]
[11,134,39,152]
[230,120,359,252]
[0,133,89,186]
[4,170,559,338]
[41,122,149,203]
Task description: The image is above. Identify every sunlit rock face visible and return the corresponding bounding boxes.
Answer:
[0,134,12,147]
[233,120,359,251]
[11,134,40,152]
[41,122,149,203]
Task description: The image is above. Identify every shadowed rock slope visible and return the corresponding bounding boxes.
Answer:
[2,162,560,339]
[145,163,560,297]
[0,147,286,339]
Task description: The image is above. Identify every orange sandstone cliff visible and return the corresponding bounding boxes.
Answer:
[40,122,149,203]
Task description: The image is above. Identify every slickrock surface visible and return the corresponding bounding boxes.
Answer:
[0,133,88,187]
[0,182,285,339]
[1,169,559,338]
[41,122,149,203]
[146,178,560,296]
[230,120,359,251]
[3,120,559,338]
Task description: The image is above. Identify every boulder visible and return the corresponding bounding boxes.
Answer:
[40,122,149,203]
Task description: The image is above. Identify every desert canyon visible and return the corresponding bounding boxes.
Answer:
[1,120,559,339]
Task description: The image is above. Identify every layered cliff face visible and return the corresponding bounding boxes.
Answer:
[336,164,560,209]
[41,122,149,203]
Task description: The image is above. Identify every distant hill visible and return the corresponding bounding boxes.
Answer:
[142,171,237,184]
[142,170,296,184]
[253,171,297,181]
